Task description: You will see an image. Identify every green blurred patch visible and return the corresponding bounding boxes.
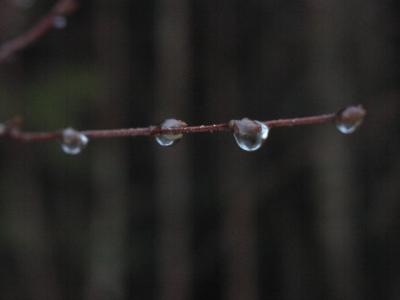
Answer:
[23,63,103,129]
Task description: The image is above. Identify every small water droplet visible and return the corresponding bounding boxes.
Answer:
[53,16,67,29]
[230,118,269,152]
[61,128,89,155]
[155,119,187,147]
[335,105,366,134]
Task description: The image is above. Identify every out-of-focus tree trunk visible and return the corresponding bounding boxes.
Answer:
[154,0,192,300]
[85,1,130,299]
[221,167,258,300]
[0,4,61,300]
[2,160,61,300]
[307,1,364,299]
[203,1,258,300]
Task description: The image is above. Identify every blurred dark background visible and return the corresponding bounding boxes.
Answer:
[0,0,399,299]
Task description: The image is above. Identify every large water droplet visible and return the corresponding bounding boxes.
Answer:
[61,128,89,155]
[155,119,187,147]
[53,16,67,29]
[335,105,366,135]
[230,118,269,152]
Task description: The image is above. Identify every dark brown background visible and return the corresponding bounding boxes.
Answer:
[0,0,399,299]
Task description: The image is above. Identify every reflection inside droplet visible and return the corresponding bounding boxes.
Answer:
[336,122,361,134]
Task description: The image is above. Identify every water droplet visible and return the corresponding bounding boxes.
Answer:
[230,118,269,152]
[335,105,366,134]
[61,128,89,155]
[53,16,67,29]
[155,119,187,147]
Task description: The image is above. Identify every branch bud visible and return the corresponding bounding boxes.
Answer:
[336,105,366,125]
[229,118,261,135]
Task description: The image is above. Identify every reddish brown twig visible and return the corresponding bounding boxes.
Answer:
[0,0,79,63]
[0,105,366,143]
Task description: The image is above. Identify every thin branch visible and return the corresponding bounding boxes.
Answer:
[0,0,79,63]
[0,105,366,143]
